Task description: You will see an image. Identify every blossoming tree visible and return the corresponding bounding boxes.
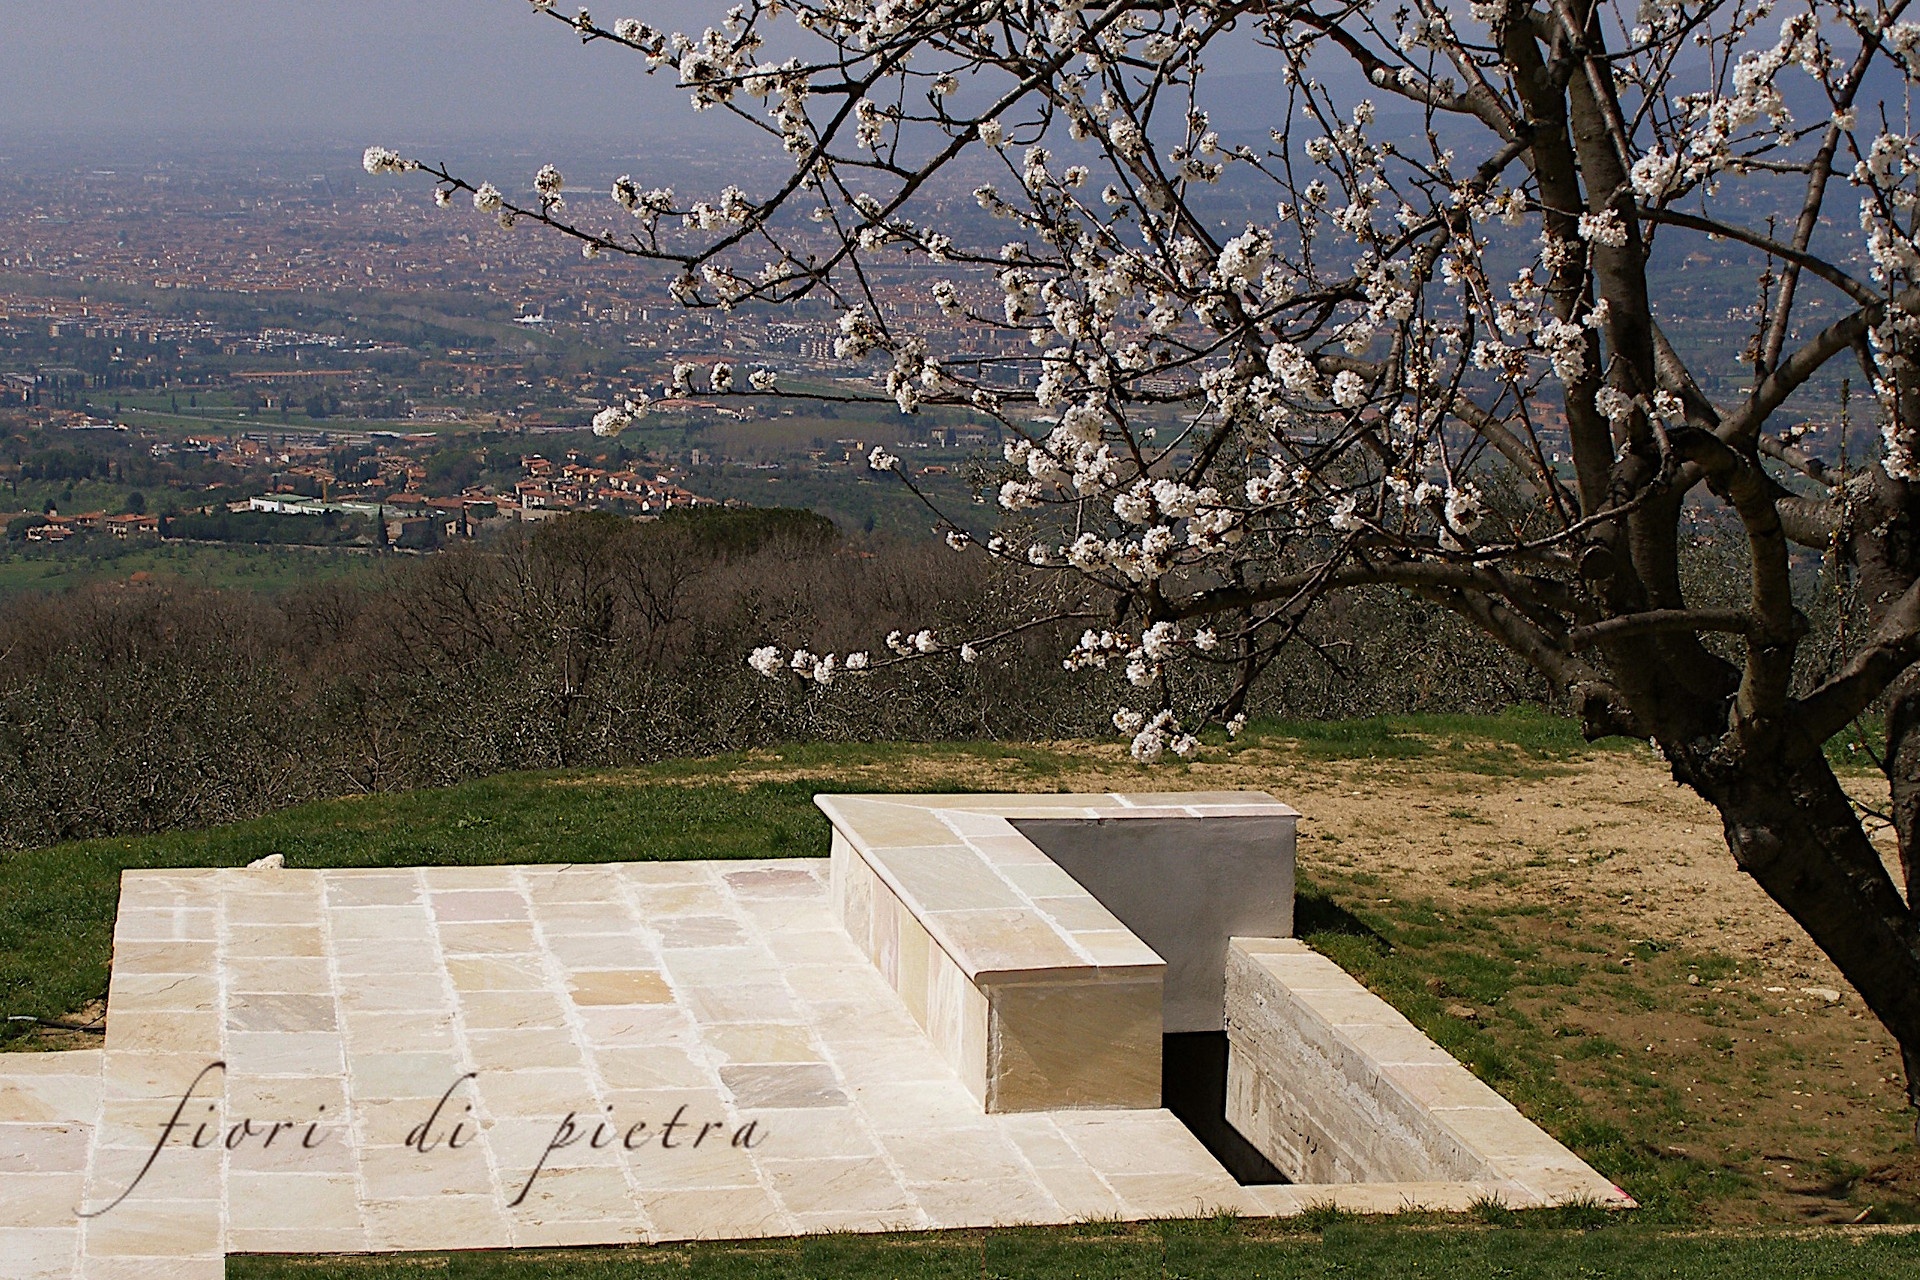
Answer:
[375,0,1920,1123]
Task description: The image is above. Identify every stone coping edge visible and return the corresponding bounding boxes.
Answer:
[816,792,1296,984]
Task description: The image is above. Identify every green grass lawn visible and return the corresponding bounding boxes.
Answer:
[224,1217,1920,1279]
[4,714,1914,1274]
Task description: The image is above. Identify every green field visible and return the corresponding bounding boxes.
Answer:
[0,537,384,595]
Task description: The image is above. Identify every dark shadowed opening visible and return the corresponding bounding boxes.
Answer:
[1162,1032,1288,1185]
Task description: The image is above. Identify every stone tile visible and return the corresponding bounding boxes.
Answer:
[963,835,1056,866]
[98,1053,211,1098]
[935,810,1017,837]
[467,1029,588,1073]
[339,1011,459,1053]
[225,926,326,959]
[330,943,442,978]
[1029,1165,1124,1219]
[792,1206,926,1235]
[734,1107,878,1161]
[105,941,214,976]
[0,1171,85,1228]
[879,1127,1028,1184]
[0,1128,95,1174]
[324,906,427,940]
[107,974,218,1013]
[543,933,653,970]
[719,1064,846,1110]
[224,894,324,926]
[510,1218,645,1248]
[504,1165,640,1222]
[224,1225,370,1254]
[1117,791,1281,809]
[1030,896,1126,933]
[631,884,730,917]
[909,1176,1062,1228]
[846,1079,982,1128]
[95,1101,222,1155]
[103,1011,218,1055]
[224,1172,361,1232]
[83,1144,219,1202]
[0,1058,102,1126]
[987,979,1161,1112]
[1055,1114,1225,1179]
[660,946,782,988]
[1073,931,1165,969]
[323,873,421,907]
[79,1198,221,1257]
[435,922,539,955]
[722,865,822,898]
[356,1142,497,1199]
[595,1047,712,1091]
[825,1037,955,1088]
[924,909,1082,978]
[225,1032,344,1075]
[655,916,749,948]
[431,891,529,923]
[418,866,516,891]
[112,910,216,943]
[1106,1172,1256,1218]
[456,990,569,1031]
[532,901,637,934]
[644,1185,791,1241]
[623,1129,763,1190]
[226,993,336,1034]
[221,1122,356,1175]
[567,970,673,1007]
[684,984,799,1025]
[703,1023,821,1065]
[345,1096,460,1148]
[765,927,862,966]
[763,1156,913,1215]
[814,798,951,850]
[0,1227,80,1280]
[78,1257,224,1280]
[526,867,633,898]
[999,861,1088,899]
[876,847,1024,914]
[1386,1064,1512,1112]
[362,1194,510,1250]
[471,1069,596,1117]
[347,1051,470,1100]
[219,957,330,994]
[780,963,894,1006]
[575,1005,694,1049]
[996,1114,1079,1167]
[334,979,448,1016]
[804,999,926,1047]
[444,955,549,993]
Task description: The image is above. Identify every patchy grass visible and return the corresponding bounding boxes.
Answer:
[223,1217,1920,1279]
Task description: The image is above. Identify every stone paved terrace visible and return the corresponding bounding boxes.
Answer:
[0,793,1629,1279]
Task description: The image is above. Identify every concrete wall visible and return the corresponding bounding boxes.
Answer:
[1014,816,1295,1033]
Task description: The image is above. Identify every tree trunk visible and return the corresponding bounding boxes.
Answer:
[1685,746,1920,1117]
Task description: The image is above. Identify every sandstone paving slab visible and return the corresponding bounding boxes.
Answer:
[2,829,1619,1278]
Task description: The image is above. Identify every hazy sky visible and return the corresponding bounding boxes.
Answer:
[0,1,739,154]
